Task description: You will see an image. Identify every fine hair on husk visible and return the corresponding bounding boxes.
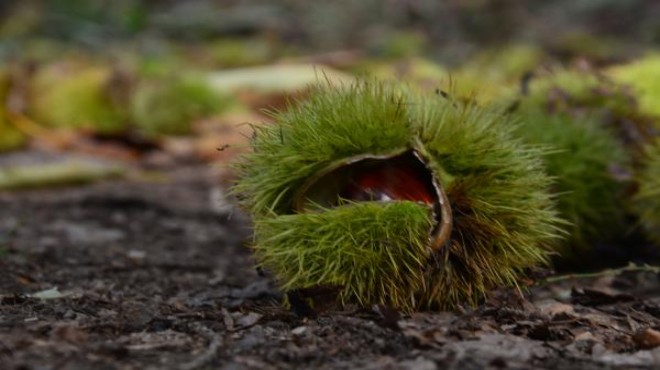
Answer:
[233,79,562,312]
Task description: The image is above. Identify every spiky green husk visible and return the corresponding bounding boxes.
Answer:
[414,99,561,309]
[255,201,433,308]
[509,69,646,259]
[636,140,660,244]
[513,107,630,256]
[234,80,561,311]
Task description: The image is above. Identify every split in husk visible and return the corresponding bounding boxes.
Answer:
[233,79,561,311]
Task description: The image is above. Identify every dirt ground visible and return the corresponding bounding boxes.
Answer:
[1,156,659,370]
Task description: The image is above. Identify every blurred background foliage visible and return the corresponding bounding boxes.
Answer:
[0,2,657,159]
[3,0,660,63]
[0,0,659,181]
[1,0,660,164]
[0,0,659,262]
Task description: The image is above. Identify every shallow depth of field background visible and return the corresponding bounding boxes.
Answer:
[1,0,660,164]
[2,2,660,370]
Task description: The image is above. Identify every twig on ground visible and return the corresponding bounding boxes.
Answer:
[539,262,660,285]
[179,323,223,370]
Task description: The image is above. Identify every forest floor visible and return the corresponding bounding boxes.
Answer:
[1,152,659,370]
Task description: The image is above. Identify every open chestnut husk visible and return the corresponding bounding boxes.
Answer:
[293,149,452,252]
[233,80,561,311]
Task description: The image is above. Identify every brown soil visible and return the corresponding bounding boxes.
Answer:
[1,163,659,370]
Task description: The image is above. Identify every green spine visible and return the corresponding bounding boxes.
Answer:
[234,80,561,311]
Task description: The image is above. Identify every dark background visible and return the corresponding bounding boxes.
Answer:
[2,0,660,64]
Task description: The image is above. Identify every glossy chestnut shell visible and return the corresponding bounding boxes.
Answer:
[293,149,452,251]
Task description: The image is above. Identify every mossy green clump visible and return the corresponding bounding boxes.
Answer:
[0,68,26,152]
[369,31,427,59]
[234,80,561,311]
[607,54,660,122]
[512,106,630,257]
[355,46,535,101]
[467,45,544,80]
[256,201,434,309]
[131,76,226,136]
[0,120,26,153]
[207,38,274,68]
[356,57,449,91]
[446,44,543,103]
[508,67,653,261]
[0,111,25,152]
[635,140,660,244]
[526,69,629,113]
[29,65,129,134]
[549,32,627,64]
[524,68,656,157]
